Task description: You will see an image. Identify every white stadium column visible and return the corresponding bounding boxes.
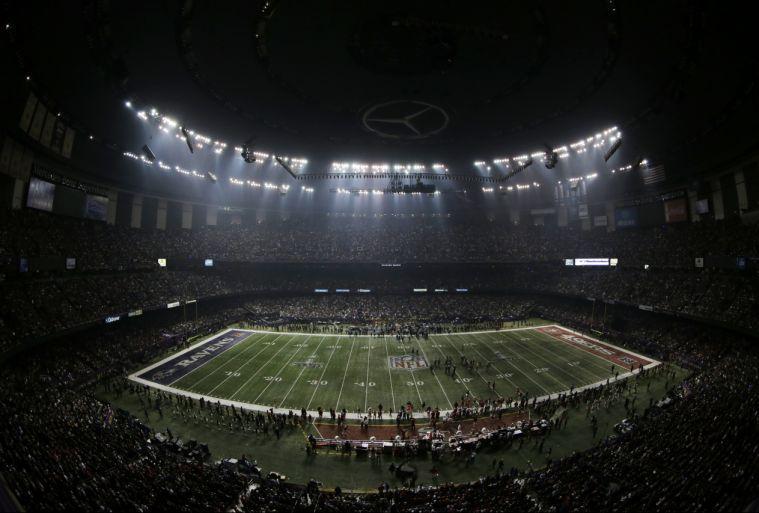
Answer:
[605,201,615,232]
[106,190,117,225]
[181,203,192,229]
[710,179,724,220]
[557,205,568,227]
[735,171,748,214]
[206,206,218,226]
[11,178,25,209]
[687,189,700,222]
[156,199,167,230]
[130,195,142,228]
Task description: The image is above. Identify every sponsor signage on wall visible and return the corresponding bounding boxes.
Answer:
[664,198,688,223]
[575,258,611,266]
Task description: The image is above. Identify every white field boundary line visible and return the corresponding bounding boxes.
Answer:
[430,325,547,336]
[541,325,660,370]
[182,333,281,391]
[127,324,661,420]
[205,335,292,397]
[512,330,621,380]
[128,328,237,381]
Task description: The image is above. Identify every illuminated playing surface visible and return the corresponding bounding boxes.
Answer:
[130,325,658,418]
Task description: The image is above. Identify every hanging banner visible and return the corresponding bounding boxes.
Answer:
[664,198,688,223]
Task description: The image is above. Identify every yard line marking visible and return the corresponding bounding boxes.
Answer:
[129,325,659,420]
[195,333,285,394]
[462,336,521,395]
[428,337,474,398]
[306,336,341,410]
[180,333,274,390]
[335,337,357,411]
[167,332,260,387]
[279,335,326,408]
[475,333,559,393]
[364,339,372,412]
[225,334,299,400]
[439,334,491,395]
[382,335,397,413]
[526,330,627,375]
[411,337,453,410]
[487,331,591,388]
[253,335,314,404]
[396,336,423,406]
[508,331,611,382]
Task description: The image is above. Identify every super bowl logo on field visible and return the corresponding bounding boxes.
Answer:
[389,355,429,370]
[151,368,177,382]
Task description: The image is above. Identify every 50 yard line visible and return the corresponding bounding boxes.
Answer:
[410,337,453,410]
[335,336,357,412]
[396,335,424,407]
[383,335,397,413]
[364,339,372,412]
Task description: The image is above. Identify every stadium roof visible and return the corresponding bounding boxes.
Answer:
[3,0,759,182]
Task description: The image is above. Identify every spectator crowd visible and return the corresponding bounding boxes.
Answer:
[1,267,756,354]
[2,209,758,269]
[0,296,756,512]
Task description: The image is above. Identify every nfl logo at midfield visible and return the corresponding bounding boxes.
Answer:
[389,355,429,370]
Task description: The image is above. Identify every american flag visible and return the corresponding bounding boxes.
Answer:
[642,164,666,185]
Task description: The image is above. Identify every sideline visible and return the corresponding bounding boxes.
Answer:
[128,324,661,421]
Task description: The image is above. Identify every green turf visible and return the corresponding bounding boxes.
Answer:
[102,365,687,490]
[155,324,636,415]
[105,321,683,490]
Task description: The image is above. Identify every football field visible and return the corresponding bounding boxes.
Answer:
[130,324,658,419]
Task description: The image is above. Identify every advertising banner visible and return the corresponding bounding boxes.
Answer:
[615,206,639,228]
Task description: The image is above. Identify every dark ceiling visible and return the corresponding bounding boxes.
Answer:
[3,0,759,180]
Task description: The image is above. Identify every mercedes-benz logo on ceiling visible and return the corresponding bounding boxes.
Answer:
[362,100,449,140]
